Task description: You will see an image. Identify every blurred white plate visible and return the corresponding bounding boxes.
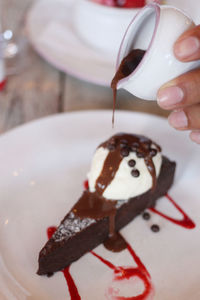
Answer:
[26,0,199,87]
[26,0,115,86]
[0,111,200,299]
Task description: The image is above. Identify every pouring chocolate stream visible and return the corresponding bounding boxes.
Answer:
[111,49,146,125]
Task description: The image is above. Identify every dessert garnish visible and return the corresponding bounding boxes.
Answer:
[37,132,176,276]
[143,211,151,220]
[73,133,162,251]
[44,192,195,300]
[151,224,160,232]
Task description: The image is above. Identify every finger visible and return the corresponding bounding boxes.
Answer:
[190,131,200,144]
[174,25,200,61]
[157,68,200,110]
[168,104,200,130]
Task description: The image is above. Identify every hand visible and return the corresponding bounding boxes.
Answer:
[157,25,200,144]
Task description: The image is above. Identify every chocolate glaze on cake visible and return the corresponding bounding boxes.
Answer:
[37,134,176,276]
[99,133,161,192]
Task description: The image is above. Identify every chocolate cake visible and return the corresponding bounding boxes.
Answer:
[37,133,176,276]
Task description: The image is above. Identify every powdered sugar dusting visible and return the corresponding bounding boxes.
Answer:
[53,212,96,242]
[52,199,129,242]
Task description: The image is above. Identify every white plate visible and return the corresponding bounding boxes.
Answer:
[0,110,200,300]
[26,0,116,87]
[26,0,200,87]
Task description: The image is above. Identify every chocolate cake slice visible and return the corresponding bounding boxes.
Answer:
[37,133,176,276]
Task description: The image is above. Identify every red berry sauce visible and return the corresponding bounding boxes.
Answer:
[46,194,195,299]
[150,194,195,229]
[0,79,7,91]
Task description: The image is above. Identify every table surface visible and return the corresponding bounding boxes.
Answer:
[0,0,168,134]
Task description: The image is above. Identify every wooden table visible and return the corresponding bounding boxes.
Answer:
[0,0,168,134]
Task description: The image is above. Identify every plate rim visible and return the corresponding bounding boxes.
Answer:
[0,110,167,139]
[26,0,114,87]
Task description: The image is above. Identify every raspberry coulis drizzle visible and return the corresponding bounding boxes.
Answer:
[0,79,6,91]
[91,239,153,300]
[46,194,195,300]
[150,194,195,229]
[47,226,153,300]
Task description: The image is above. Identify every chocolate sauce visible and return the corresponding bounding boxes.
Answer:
[73,191,119,251]
[99,133,160,191]
[111,49,145,125]
[73,133,161,252]
[103,232,127,252]
[73,190,116,220]
[45,193,196,299]
[47,226,154,299]
[73,188,118,251]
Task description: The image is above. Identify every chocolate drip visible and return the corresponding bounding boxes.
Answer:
[99,133,161,191]
[73,190,116,220]
[104,232,127,252]
[95,150,123,196]
[111,49,145,125]
[73,191,120,251]
[74,133,161,252]
[145,156,156,191]
[73,190,126,252]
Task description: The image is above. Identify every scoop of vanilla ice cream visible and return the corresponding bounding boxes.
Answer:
[87,145,162,201]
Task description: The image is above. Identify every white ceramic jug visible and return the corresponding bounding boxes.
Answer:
[116,3,200,100]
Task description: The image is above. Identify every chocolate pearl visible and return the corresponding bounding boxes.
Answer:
[120,143,126,148]
[128,159,136,167]
[131,142,139,151]
[143,142,151,150]
[120,139,128,145]
[131,169,140,177]
[140,137,150,144]
[136,151,145,158]
[121,147,129,157]
[120,140,128,148]
[142,212,151,220]
[151,224,160,233]
[107,143,116,151]
[47,272,54,277]
[131,146,137,152]
[150,148,157,157]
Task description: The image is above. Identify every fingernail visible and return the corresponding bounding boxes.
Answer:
[157,86,184,108]
[190,131,200,144]
[168,110,188,129]
[175,36,200,58]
